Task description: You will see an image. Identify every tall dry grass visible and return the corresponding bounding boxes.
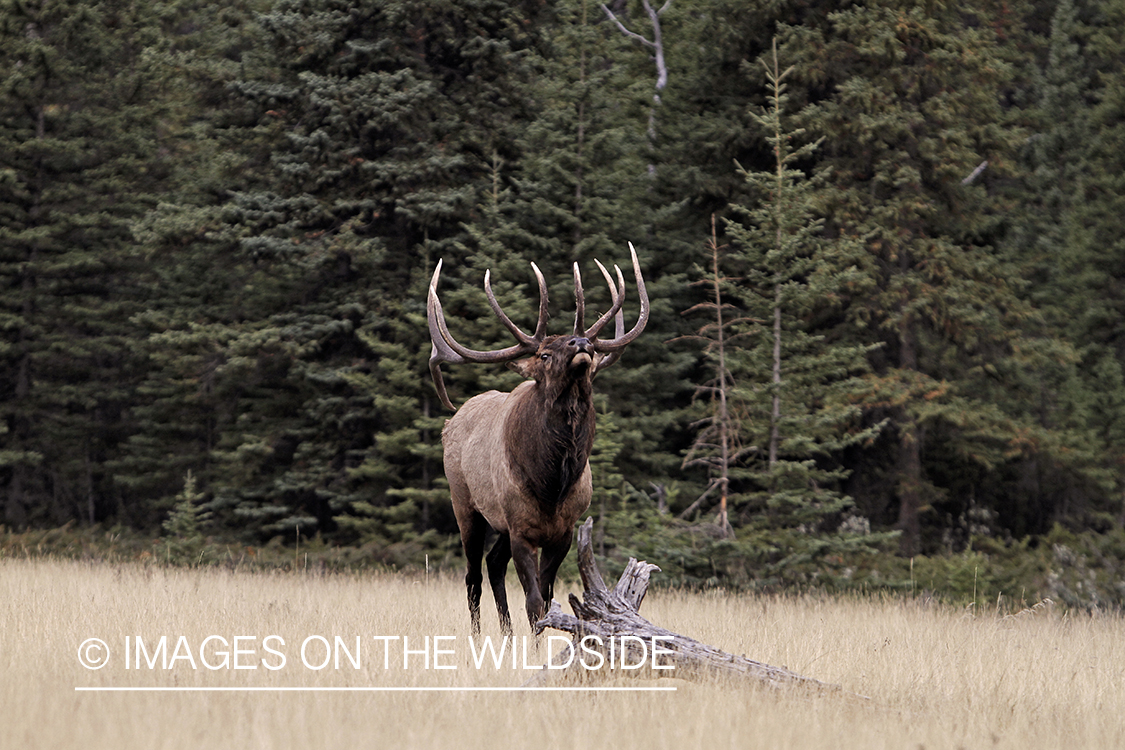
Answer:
[3,556,1123,750]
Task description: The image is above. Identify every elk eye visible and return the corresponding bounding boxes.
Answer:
[540,353,550,360]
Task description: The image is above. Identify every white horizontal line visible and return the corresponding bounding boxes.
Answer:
[75,686,676,693]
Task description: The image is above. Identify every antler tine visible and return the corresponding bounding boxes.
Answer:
[592,242,648,353]
[427,262,463,411]
[595,290,627,373]
[426,259,544,410]
[480,262,550,345]
[485,268,536,347]
[584,259,626,340]
[429,343,457,411]
[531,263,549,339]
[589,260,626,373]
[573,262,585,336]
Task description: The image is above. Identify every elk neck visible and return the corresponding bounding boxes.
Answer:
[504,371,596,513]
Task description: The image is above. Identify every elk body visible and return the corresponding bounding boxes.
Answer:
[427,245,648,634]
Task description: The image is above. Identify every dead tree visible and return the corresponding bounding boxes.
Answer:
[602,0,670,175]
[528,518,837,690]
[679,215,745,537]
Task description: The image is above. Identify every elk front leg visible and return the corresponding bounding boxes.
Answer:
[509,535,545,631]
[537,534,572,607]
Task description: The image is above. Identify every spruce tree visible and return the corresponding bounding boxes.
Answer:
[114,0,277,521]
[0,0,173,527]
[189,0,547,541]
[1063,0,1125,526]
[723,42,889,569]
[993,0,1119,536]
[161,470,214,566]
[517,0,649,262]
[514,0,691,508]
[783,3,1075,553]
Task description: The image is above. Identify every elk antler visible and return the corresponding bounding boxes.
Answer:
[592,242,648,355]
[428,259,549,411]
[572,260,631,373]
[428,245,648,410]
[592,262,628,373]
[572,242,647,348]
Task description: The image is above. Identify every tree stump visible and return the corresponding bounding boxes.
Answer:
[527,518,837,691]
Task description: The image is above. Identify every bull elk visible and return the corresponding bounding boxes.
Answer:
[427,244,648,634]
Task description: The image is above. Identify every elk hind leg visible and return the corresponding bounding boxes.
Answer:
[485,532,513,636]
[460,512,488,635]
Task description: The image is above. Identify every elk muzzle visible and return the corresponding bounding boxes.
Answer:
[567,337,593,370]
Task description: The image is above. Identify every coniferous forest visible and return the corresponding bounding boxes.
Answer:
[4,0,1125,607]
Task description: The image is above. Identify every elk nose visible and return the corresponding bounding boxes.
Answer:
[568,336,592,352]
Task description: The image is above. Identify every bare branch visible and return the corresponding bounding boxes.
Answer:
[642,0,668,92]
[676,479,720,519]
[602,0,670,160]
[961,160,988,185]
[600,4,654,47]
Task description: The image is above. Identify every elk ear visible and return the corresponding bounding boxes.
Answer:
[508,358,537,379]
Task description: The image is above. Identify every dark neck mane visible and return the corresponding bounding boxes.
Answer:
[505,377,595,511]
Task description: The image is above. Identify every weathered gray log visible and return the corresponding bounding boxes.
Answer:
[527,518,836,690]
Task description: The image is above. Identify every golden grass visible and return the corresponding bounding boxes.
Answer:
[4,557,1124,750]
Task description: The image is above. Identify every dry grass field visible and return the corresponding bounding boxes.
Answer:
[3,556,1123,750]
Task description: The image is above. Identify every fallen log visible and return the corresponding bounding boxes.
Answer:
[527,518,837,691]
